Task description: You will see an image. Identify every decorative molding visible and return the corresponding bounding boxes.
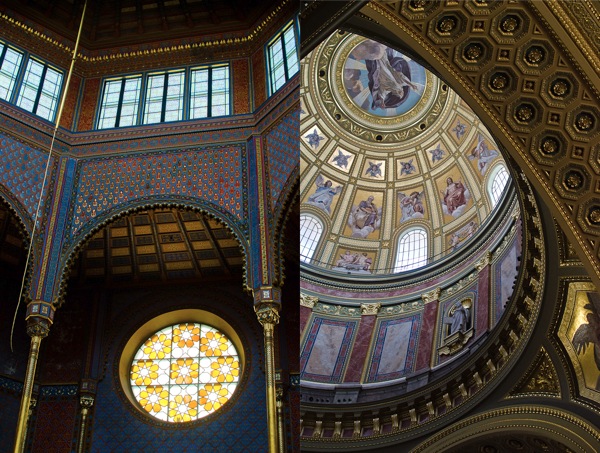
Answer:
[360,303,381,315]
[300,293,319,308]
[508,347,561,398]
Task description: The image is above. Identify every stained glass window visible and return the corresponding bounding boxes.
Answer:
[130,323,240,422]
[394,227,428,272]
[267,21,299,95]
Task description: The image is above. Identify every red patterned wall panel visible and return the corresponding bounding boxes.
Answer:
[232,58,250,115]
[58,75,80,131]
[77,77,100,131]
[31,400,77,453]
[252,49,266,109]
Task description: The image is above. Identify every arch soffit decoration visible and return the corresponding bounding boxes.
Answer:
[348,1,600,289]
[0,185,33,239]
[54,197,251,307]
[411,405,600,453]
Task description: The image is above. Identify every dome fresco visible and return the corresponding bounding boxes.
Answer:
[299,32,523,403]
[300,31,513,274]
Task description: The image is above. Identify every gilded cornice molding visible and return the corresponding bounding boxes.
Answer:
[300,293,318,308]
[360,303,381,315]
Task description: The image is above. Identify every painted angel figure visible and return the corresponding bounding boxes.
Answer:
[572,292,600,389]
[365,161,383,178]
[429,144,445,163]
[468,134,499,175]
[452,120,467,140]
[306,175,342,215]
[399,159,416,176]
[305,128,325,149]
[398,190,425,222]
[350,40,424,111]
[332,149,351,169]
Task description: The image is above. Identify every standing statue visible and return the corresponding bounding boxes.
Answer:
[448,301,470,335]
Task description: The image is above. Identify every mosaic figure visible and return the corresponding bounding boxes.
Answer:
[442,177,470,218]
[365,161,383,178]
[305,128,325,149]
[348,195,382,238]
[429,143,445,163]
[399,159,416,176]
[398,191,425,222]
[572,292,600,389]
[332,149,351,169]
[468,134,499,175]
[306,175,342,215]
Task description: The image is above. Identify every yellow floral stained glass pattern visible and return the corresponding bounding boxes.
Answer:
[130,323,240,423]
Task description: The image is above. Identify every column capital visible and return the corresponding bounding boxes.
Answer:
[300,293,318,308]
[255,303,280,327]
[80,395,95,409]
[475,251,493,271]
[421,287,442,304]
[360,303,381,316]
[25,318,51,339]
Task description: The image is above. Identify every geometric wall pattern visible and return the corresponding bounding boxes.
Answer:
[264,110,299,211]
[0,132,49,220]
[72,146,245,237]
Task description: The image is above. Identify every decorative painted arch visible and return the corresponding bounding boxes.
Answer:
[272,168,299,287]
[54,196,250,307]
[0,184,33,238]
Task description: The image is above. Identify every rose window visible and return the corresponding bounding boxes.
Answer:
[130,323,240,422]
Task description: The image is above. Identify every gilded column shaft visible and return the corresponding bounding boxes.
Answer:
[13,334,43,453]
[256,303,280,453]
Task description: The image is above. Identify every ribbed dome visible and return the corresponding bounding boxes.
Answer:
[300,31,512,275]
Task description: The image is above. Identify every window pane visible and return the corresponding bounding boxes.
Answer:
[283,25,299,77]
[98,79,125,129]
[16,59,44,113]
[300,214,323,263]
[267,22,298,94]
[35,66,63,121]
[164,71,184,122]
[143,73,166,125]
[0,45,23,101]
[190,69,209,119]
[491,166,510,206]
[395,228,428,272]
[119,77,141,127]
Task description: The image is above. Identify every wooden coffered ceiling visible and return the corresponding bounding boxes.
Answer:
[69,208,245,286]
[1,0,281,50]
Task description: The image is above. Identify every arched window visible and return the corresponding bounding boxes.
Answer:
[300,214,323,263]
[394,227,428,272]
[488,164,510,207]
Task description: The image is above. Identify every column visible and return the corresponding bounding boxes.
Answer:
[13,301,54,453]
[255,287,281,453]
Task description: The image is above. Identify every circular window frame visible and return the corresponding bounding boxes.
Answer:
[119,309,246,425]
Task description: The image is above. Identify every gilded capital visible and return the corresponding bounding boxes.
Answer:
[360,303,381,315]
[25,318,51,339]
[80,395,95,409]
[421,287,441,304]
[255,303,280,327]
[300,293,318,308]
[475,251,493,271]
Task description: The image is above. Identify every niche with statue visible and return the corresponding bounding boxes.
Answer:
[438,298,474,356]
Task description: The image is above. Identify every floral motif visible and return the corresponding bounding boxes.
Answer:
[210,356,240,383]
[131,360,159,386]
[138,386,169,414]
[173,324,200,348]
[199,330,229,357]
[168,393,198,422]
[142,332,172,360]
[198,383,230,411]
[170,358,199,385]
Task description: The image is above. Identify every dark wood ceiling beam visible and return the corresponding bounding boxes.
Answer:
[203,0,220,25]
[198,214,232,277]
[90,0,103,42]
[178,0,194,28]
[148,211,168,281]
[67,0,82,29]
[174,211,203,278]
[114,0,122,37]
[157,0,169,31]
[136,0,144,34]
